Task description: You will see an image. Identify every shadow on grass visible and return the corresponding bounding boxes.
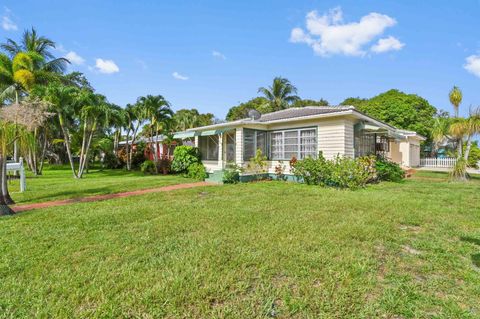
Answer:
[17,186,115,204]
[460,236,480,268]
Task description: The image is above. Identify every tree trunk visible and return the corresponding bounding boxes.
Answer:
[0,152,15,208]
[78,120,96,178]
[457,138,463,159]
[59,114,78,178]
[0,154,15,215]
[38,128,48,175]
[464,136,472,162]
[127,123,140,171]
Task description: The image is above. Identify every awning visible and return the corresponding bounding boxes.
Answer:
[173,131,196,139]
[354,122,383,132]
[198,128,233,136]
[173,128,234,139]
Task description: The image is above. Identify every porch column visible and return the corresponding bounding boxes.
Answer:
[218,133,224,169]
[235,128,243,167]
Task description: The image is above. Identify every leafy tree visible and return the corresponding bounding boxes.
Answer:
[138,95,173,173]
[341,89,437,139]
[226,97,270,121]
[292,98,329,108]
[173,108,214,130]
[258,77,299,111]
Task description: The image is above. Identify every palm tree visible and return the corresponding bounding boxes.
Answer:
[430,117,451,156]
[449,86,462,118]
[35,83,79,177]
[258,77,299,111]
[1,27,69,73]
[138,95,173,172]
[0,52,40,103]
[124,102,146,170]
[76,92,114,178]
[448,86,463,158]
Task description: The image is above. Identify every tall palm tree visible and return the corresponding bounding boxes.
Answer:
[0,52,40,103]
[430,117,451,156]
[449,86,462,118]
[1,27,69,73]
[35,83,79,177]
[138,95,173,172]
[448,86,464,158]
[258,77,299,111]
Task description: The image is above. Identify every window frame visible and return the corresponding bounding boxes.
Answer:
[268,127,317,160]
[199,135,219,161]
[243,129,267,161]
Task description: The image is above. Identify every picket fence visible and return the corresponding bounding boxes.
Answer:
[420,157,457,168]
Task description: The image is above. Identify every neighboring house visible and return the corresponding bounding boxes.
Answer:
[174,106,425,176]
[119,135,184,160]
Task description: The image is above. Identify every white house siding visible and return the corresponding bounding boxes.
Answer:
[317,118,355,159]
[237,116,353,174]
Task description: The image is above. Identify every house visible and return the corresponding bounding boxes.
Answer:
[119,135,186,161]
[173,106,425,177]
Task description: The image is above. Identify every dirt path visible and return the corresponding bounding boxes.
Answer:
[12,182,215,213]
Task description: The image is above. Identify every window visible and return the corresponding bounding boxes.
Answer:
[243,129,267,161]
[269,128,317,160]
[199,135,219,161]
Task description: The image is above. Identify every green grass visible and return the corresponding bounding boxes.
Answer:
[8,166,193,205]
[1,170,480,318]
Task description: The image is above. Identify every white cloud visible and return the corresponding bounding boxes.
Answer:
[464,55,480,78]
[2,8,17,31]
[212,50,226,60]
[371,36,404,53]
[290,7,402,57]
[94,58,119,74]
[65,51,85,65]
[172,71,189,80]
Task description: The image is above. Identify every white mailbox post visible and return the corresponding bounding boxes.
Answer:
[6,158,26,192]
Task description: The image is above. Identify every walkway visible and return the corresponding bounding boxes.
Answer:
[12,181,214,213]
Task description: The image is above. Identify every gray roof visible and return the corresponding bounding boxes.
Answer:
[256,106,354,122]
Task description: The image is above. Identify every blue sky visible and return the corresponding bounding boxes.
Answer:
[1,0,479,119]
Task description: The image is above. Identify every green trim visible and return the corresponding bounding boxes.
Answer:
[173,131,196,139]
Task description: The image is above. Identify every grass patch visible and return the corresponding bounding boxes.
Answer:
[8,166,193,204]
[0,170,479,317]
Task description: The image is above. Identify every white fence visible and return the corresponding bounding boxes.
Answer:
[420,157,456,168]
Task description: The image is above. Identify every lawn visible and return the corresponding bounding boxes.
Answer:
[8,166,193,205]
[0,170,479,318]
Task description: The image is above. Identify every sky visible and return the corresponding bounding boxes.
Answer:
[1,0,479,119]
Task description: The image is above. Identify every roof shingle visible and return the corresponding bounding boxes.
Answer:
[256,106,354,122]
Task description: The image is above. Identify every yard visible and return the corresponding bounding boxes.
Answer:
[8,166,193,205]
[0,169,479,318]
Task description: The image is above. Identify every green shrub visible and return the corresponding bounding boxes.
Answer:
[131,142,147,169]
[223,163,243,184]
[102,151,122,169]
[329,156,372,189]
[171,146,201,173]
[292,152,396,189]
[291,152,332,186]
[375,158,405,182]
[245,149,268,181]
[140,160,156,174]
[187,163,207,181]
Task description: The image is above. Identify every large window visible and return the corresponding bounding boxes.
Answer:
[199,135,219,161]
[243,129,267,161]
[270,128,317,160]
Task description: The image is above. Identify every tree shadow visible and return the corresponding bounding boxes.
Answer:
[460,236,480,268]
